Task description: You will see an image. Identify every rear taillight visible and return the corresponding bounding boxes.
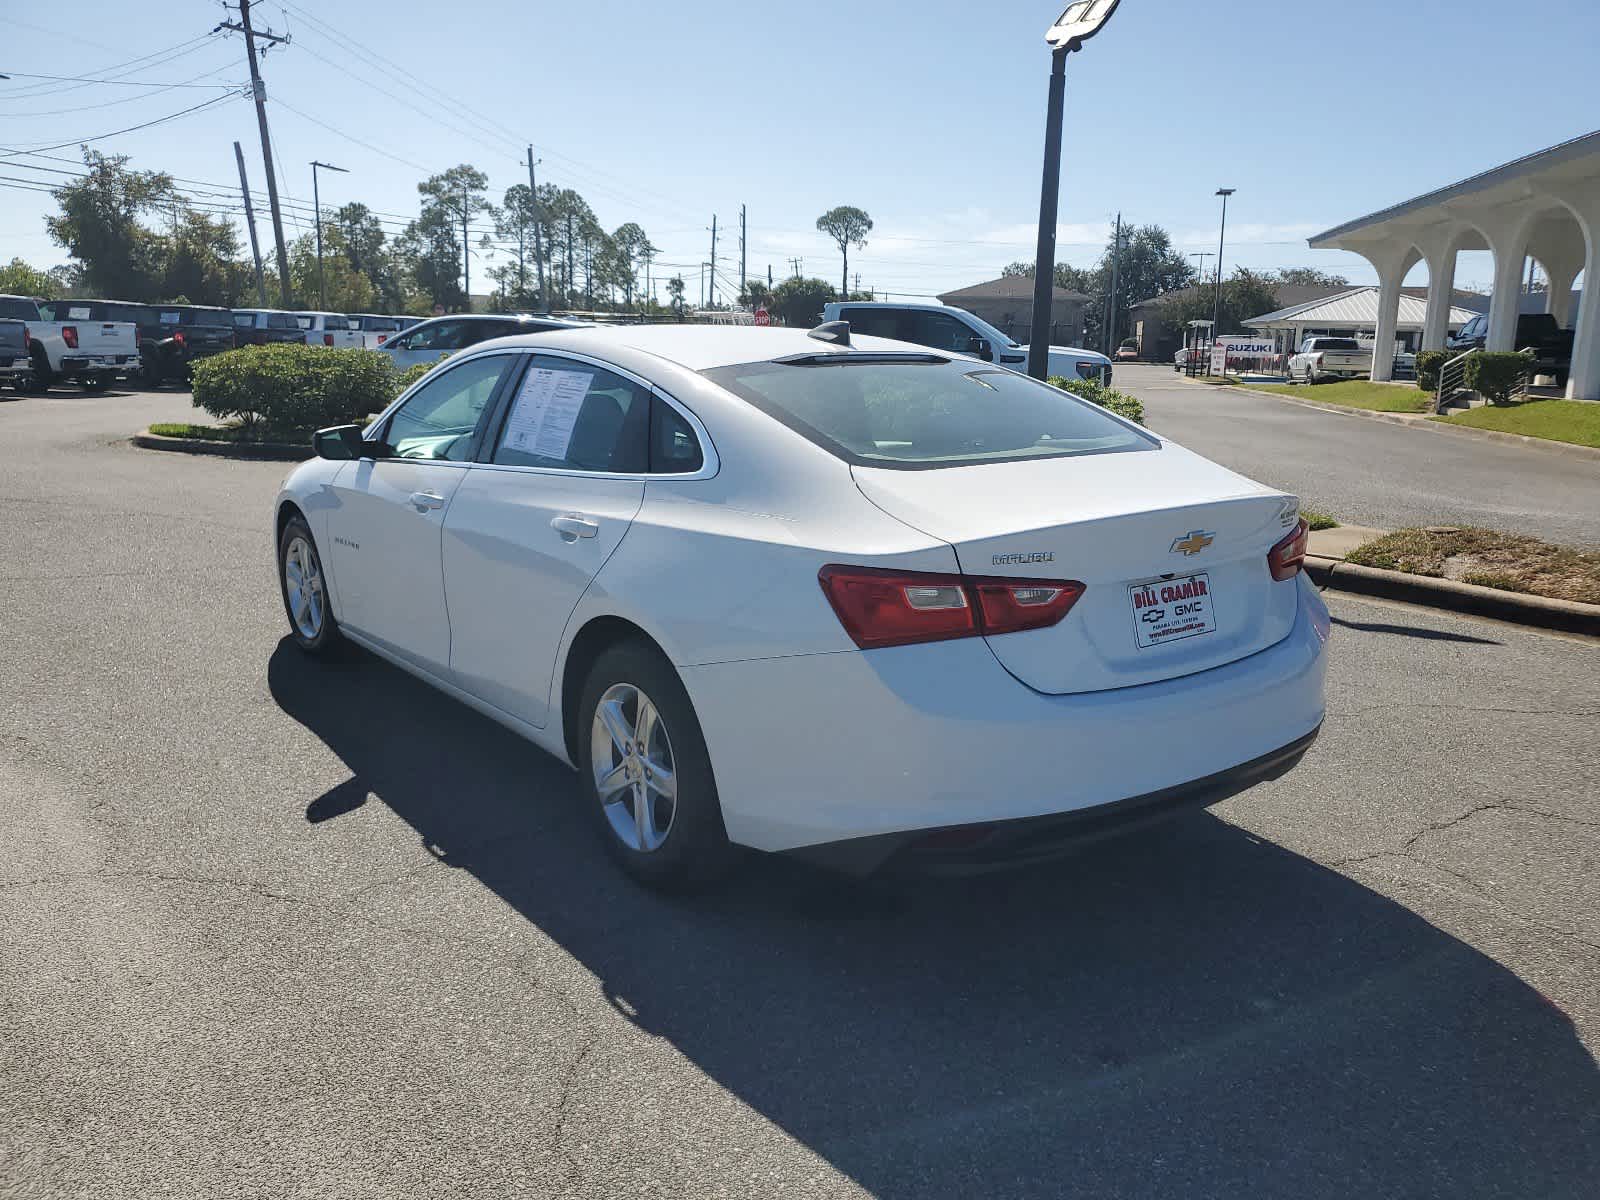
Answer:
[818,565,1085,650]
[377,333,388,344]
[21,326,29,346]
[62,325,79,350]
[1268,518,1310,582]
[1314,352,1325,366]
[323,333,334,347]
[173,330,185,346]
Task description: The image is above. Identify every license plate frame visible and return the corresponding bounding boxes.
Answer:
[1129,572,1217,649]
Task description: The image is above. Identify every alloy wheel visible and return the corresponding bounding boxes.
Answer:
[283,535,325,640]
[590,682,678,852]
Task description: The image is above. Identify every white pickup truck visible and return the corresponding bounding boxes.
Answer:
[0,294,140,391]
[1287,336,1369,384]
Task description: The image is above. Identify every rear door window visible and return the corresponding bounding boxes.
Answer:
[839,308,906,340]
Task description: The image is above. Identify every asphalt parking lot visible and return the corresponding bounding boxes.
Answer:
[3,384,1597,1198]
[1119,364,1600,547]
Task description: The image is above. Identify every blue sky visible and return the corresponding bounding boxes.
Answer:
[3,0,1596,301]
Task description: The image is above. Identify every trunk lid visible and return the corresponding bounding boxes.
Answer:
[852,444,1302,694]
[0,320,26,359]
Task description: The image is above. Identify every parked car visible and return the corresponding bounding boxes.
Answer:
[1287,336,1369,384]
[232,309,311,346]
[145,304,237,383]
[1115,343,1139,362]
[822,300,1113,385]
[0,318,30,390]
[376,313,588,369]
[346,313,405,350]
[293,311,363,349]
[1446,312,1573,386]
[1173,345,1208,372]
[2,295,139,390]
[275,324,1328,888]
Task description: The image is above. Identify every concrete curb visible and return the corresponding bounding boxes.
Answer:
[1306,554,1600,637]
[132,429,306,462]
[1193,380,1600,462]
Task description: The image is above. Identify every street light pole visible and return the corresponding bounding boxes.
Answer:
[1027,1,1125,380]
[1211,187,1235,337]
[309,160,347,310]
[1027,46,1070,380]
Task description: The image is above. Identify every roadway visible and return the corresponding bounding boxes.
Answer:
[2,384,1597,1198]
[1119,364,1600,548]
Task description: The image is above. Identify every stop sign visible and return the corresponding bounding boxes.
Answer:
[754,307,770,326]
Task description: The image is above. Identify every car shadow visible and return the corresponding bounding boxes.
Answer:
[268,639,1599,1198]
[1329,615,1503,645]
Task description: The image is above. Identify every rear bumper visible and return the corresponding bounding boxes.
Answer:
[795,724,1321,875]
[682,575,1330,858]
[60,354,135,374]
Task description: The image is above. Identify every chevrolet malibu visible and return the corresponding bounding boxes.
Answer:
[275,324,1329,888]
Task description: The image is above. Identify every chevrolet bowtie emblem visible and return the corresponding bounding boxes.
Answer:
[1171,530,1215,556]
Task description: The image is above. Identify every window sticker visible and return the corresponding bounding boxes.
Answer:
[160,311,182,324]
[502,367,592,462]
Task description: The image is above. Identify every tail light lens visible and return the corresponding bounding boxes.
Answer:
[21,326,29,347]
[173,330,186,346]
[62,325,79,350]
[819,566,1085,650]
[377,333,388,344]
[323,333,334,347]
[1268,518,1310,582]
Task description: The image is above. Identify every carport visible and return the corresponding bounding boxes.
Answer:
[1308,130,1600,399]
[1244,287,1477,360]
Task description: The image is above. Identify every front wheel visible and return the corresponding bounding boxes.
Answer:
[577,640,737,890]
[278,516,341,655]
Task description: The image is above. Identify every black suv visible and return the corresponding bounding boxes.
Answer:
[1447,312,1574,386]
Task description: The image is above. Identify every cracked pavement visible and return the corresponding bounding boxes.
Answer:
[2,385,1597,1198]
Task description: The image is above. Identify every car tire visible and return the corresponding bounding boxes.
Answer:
[277,516,342,656]
[27,348,52,393]
[577,639,737,891]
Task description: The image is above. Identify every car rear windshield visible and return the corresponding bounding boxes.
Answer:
[703,357,1156,470]
[0,297,39,320]
[160,307,231,326]
[1312,338,1360,350]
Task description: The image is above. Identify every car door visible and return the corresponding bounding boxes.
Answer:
[324,352,517,674]
[912,310,993,361]
[441,352,664,729]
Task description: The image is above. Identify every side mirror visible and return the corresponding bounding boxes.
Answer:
[313,424,373,461]
[966,335,994,362]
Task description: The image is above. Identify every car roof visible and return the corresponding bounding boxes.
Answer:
[827,300,963,314]
[470,323,939,372]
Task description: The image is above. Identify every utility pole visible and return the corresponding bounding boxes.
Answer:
[565,212,574,310]
[707,215,718,308]
[739,204,747,298]
[768,264,773,288]
[310,160,347,310]
[221,1,292,308]
[527,147,546,312]
[1105,212,1123,355]
[460,182,471,312]
[233,141,268,307]
[789,256,802,280]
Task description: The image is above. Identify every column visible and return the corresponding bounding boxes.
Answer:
[1544,185,1600,400]
[1421,246,1458,351]
[1370,265,1405,382]
[1481,211,1537,353]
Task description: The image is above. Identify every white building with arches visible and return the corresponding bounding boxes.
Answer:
[1309,131,1599,399]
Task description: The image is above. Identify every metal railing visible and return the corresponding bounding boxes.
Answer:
[1436,350,1476,411]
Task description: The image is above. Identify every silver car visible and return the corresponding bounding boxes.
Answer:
[377,314,588,370]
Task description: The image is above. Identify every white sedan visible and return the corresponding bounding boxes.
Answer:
[275,324,1329,887]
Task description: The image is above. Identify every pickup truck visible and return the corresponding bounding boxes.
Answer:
[346,313,405,349]
[3,295,140,391]
[822,300,1113,384]
[147,305,237,382]
[0,319,30,390]
[293,311,364,349]
[1447,312,1573,386]
[1287,336,1369,384]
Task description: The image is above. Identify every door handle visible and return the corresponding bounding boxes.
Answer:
[551,514,600,541]
[409,491,446,512]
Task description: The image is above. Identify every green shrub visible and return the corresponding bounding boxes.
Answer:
[192,345,396,438]
[1464,350,1532,406]
[1048,375,1145,425]
[1414,349,1452,393]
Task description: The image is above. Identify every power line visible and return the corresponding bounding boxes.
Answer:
[0,36,219,99]
[0,63,242,119]
[0,93,243,159]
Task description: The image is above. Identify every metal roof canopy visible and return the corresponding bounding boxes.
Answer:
[1246,287,1475,330]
